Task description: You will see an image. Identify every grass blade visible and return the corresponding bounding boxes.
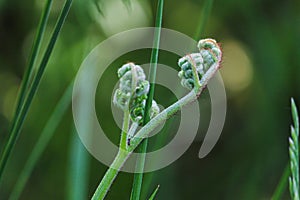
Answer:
[271,165,290,200]
[129,0,164,200]
[13,0,53,117]
[289,98,299,200]
[148,185,160,200]
[67,126,90,200]
[291,98,299,135]
[0,0,73,181]
[9,82,73,200]
[141,0,214,197]
[272,98,299,200]
[0,0,52,179]
[194,0,214,39]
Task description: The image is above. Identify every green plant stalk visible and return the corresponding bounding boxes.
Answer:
[9,83,72,200]
[289,98,299,200]
[271,165,290,200]
[92,108,130,199]
[92,90,199,200]
[13,0,52,117]
[120,110,131,150]
[148,185,160,200]
[67,126,90,200]
[194,0,214,39]
[92,59,219,200]
[142,0,214,196]
[1,0,52,177]
[272,98,299,200]
[130,0,164,199]
[92,150,131,200]
[0,0,73,181]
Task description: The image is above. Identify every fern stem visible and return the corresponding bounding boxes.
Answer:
[120,110,131,150]
[91,150,130,200]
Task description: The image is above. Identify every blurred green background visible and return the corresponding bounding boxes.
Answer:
[0,0,299,199]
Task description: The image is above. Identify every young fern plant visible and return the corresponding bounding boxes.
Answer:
[91,38,222,200]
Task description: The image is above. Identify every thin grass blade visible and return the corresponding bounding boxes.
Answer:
[13,0,53,117]
[272,98,299,200]
[9,82,73,200]
[148,185,160,200]
[0,0,73,181]
[130,1,164,200]
[289,98,299,200]
[0,0,52,177]
[291,98,299,135]
[141,0,214,197]
[67,126,90,200]
[194,0,214,39]
[271,165,290,200]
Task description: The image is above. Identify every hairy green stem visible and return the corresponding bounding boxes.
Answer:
[129,89,198,150]
[0,0,73,181]
[131,0,164,199]
[120,110,130,150]
[92,89,198,200]
[91,150,130,200]
[127,122,139,147]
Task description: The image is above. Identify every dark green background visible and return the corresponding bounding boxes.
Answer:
[0,0,299,199]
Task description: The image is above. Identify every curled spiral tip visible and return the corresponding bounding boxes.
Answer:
[178,53,205,90]
[197,38,222,65]
[178,38,222,90]
[114,63,160,124]
[113,63,149,111]
[130,99,160,125]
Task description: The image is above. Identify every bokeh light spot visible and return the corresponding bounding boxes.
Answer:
[220,39,253,93]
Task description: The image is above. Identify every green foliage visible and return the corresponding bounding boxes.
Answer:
[0,0,298,199]
[289,98,299,200]
[0,0,73,180]
[130,0,164,199]
[148,185,160,200]
[9,83,73,200]
[0,0,53,180]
